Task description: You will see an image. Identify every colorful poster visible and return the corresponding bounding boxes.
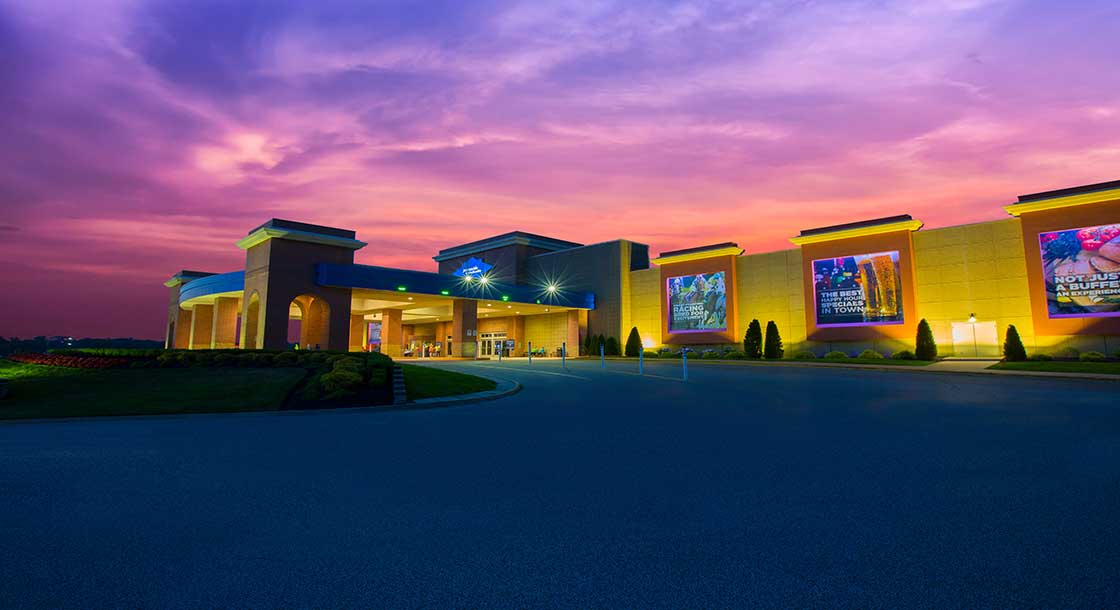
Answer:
[813,251,903,327]
[1038,223,1120,318]
[667,272,727,333]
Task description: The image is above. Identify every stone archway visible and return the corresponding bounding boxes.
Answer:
[290,294,331,350]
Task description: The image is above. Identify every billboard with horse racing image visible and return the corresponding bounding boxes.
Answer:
[667,271,727,333]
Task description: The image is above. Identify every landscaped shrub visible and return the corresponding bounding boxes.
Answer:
[791,349,816,359]
[763,321,784,360]
[743,320,763,359]
[624,327,643,357]
[1053,346,1080,360]
[891,350,916,360]
[213,353,236,367]
[1080,351,1107,362]
[319,369,363,398]
[915,318,937,361]
[722,350,747,359]
[1002,324,1028,362]
[157,352,181,368]
[642,350,660,359]
[858,349,884,359]
[273,352,299,367]
[824,351,848,359]
[701,350,721,359]
[604,336,620,356]
[1028,353,1053,361]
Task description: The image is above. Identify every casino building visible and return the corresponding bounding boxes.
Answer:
[165,180,1120,358]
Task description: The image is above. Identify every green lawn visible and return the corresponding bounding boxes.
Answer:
[989,361,1120,375]
[400,364,497,400]
[0,360,306,420]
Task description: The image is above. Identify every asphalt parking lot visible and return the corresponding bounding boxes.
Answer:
[1,358,1117,608]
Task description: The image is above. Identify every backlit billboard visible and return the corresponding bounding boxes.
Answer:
[1038,223,1120,318]
[813,251,903,327]
[667,272,727,333]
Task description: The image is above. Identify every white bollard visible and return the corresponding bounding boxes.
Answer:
[561,342,566,369]
[528,341,532,364]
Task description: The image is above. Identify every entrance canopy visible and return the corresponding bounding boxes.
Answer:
[316,263,596,310]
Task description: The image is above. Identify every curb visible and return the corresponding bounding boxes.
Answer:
[404,377,522,409]
[589,356,1120,382]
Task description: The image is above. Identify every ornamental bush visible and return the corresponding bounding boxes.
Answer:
[824,351,848,359]
[1002,324,1028,362]
[743,320,763,359]
[1080,351,1106,362]
[791,349,816,359]
[320,369,363,398]
[915,318,937,361]
[763,321,784,360]
[891,350,916,360]
[858,349,884,359]
[642,350,660,359]
[701,350,720,359]
[213,353,236,367]
[1053,346,1080,360]
[722,350,747,359]
[273,352,299,367]
[625,327,643,357]
[1028,353,1053,361]
[604,336,620,356]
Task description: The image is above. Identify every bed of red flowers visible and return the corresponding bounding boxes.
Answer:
[8,353,130,369]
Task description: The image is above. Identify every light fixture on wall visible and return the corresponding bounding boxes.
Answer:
[968,313,976,324]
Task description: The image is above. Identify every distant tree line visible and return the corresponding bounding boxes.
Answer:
[0,337,163,356]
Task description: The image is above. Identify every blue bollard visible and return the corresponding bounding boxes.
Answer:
[682,348,688,381]
[600,343,605,370]
[639,348,644,375]
[561,342,566,369]
[528,341,532,364]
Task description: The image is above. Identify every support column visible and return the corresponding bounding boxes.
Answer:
[173,308,193,350]
[451,299,478,358]
[567,310,582,356]
[349,314,367,352]
[189,304,215,350]
[211,297,240,349]
[381,309,403,357]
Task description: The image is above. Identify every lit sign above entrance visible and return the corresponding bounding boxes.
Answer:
[453,257,493,278]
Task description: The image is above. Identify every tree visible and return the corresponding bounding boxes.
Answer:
[763,320,784,359]
[605,336,620,356]
[624,327,643,357]
[582,332,592,356]
[743,319,763,359]
[915,318,937,361]
[589,334,601,356]
[1003,324,1027,362]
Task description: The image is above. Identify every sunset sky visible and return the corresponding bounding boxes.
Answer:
[2,0,1119,339]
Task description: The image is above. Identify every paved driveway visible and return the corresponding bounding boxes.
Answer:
[1,359,1117,608]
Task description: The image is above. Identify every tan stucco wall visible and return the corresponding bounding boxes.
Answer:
[737,249,806,352]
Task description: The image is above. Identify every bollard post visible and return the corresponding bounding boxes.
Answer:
[498,342,502,362]
[528,341,532,364]
[600,343,605,370]
[682,348,688,381]
[639,348,644,375]
[561,342,566,369]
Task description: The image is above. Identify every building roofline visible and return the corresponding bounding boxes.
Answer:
[433,231,583,262]
[1016,179,1120,203]
[798,215,915,237]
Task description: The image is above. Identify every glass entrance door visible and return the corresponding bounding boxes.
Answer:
[479,333,506,357]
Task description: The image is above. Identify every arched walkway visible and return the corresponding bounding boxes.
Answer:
[290,294,331,349]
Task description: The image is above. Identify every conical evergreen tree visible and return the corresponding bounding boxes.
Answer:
[763,320,784,359]
[744,319,763,359]
[604,336,619,356]
[1003,324,1027,362]
[915,318,937,360]
[624,327,643,357]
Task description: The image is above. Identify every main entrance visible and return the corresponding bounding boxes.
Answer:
[479,332,507,357]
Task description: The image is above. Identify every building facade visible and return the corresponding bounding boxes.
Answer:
[166,180,1120,357]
